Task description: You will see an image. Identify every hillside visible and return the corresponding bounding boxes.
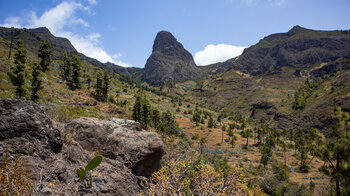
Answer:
[0,25,349,195]
[164,26,350,134]
[0,27,142,76]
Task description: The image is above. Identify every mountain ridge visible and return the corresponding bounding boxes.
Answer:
[0,26,141,76]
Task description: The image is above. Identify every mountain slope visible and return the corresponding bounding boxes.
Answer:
[167,26,350,133]
[143,31,202,85]
[0,26,142,76]
[223,25,350,75]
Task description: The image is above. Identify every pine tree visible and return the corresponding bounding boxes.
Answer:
[71,54,81,89]
[95,72,103,101]
[221,124,226,144]
[31,62,42,102]
[199,137,207,154]
[151,108,161,128]
[227,129,235,148]
[102,71,109,101]
[192,111,201,123]
[241,129,252,148]
[319,106,350,196]
[208,116,215,128]
[132,95,142,122]
[8,39,27,98]
[141,95,151,127]
[115,90,120,103]
[160,110,180,135]
[63,52,71,79]
[38,40,52,72]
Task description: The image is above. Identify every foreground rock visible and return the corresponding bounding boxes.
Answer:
[0,98,164,195]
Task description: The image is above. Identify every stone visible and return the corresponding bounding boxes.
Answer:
[0,98,164,195]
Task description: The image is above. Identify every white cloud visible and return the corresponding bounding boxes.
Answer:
[1,1,131,67]
[194,44,246,65]
[2,17,22,28]
[87,0,97,5]
[268,0,286,6]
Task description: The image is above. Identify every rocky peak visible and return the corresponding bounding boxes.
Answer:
[287,25,306,36]
[153,31,189,58]
[143,31,202,85]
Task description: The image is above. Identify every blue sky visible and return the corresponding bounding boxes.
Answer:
[0,0,349,67]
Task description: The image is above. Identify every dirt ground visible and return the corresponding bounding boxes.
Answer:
[175,112,330,195]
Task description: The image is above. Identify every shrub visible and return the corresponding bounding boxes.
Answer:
[0,153,33,195]
[191,133,200,140]
[139,160,245,195]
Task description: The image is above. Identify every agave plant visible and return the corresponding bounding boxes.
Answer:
[77,155,102,188]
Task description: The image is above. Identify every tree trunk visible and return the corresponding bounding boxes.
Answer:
[222,130,223,144]
[8,27,14,59]
[336,152,340,196]
[284,151,287,167]
[246,137,249,147]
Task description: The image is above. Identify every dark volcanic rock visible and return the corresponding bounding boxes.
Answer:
[0,98,164,195]
[143,31,202,85]
[310,58,350,77]
[0,98,63,155]
[250,101,300,130]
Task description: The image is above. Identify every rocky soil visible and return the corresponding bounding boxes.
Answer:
[0,98,164,195]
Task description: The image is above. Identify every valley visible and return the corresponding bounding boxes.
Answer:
[0,25,349,195]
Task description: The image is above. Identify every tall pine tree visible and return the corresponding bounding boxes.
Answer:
[38,40,52,72]
[95,72,103,101]
[8,39,27,98]
[31,62,42,102]
[319,106,350,196]
[132,95,142,122]
[102,71,109,101]
[141,95,151,127]
[63,52,71,79]
[71,54,81,89]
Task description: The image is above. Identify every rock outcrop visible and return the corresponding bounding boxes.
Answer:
[0,98,164,195]
[249,101,301,130]
[143,31,202,85]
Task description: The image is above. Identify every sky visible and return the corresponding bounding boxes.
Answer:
[0,0,349,68]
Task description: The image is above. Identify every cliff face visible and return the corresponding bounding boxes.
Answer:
[0,98,164,195]
[143,31,202,85]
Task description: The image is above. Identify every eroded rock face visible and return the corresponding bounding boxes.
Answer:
[0,98,63,155]
[0,98,164,195]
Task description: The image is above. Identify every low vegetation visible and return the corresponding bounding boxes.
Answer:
[1,32,349,196]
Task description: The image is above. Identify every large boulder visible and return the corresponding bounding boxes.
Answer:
[65,117,164,178]
[0,98,63,155]
[0,98,164,195]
